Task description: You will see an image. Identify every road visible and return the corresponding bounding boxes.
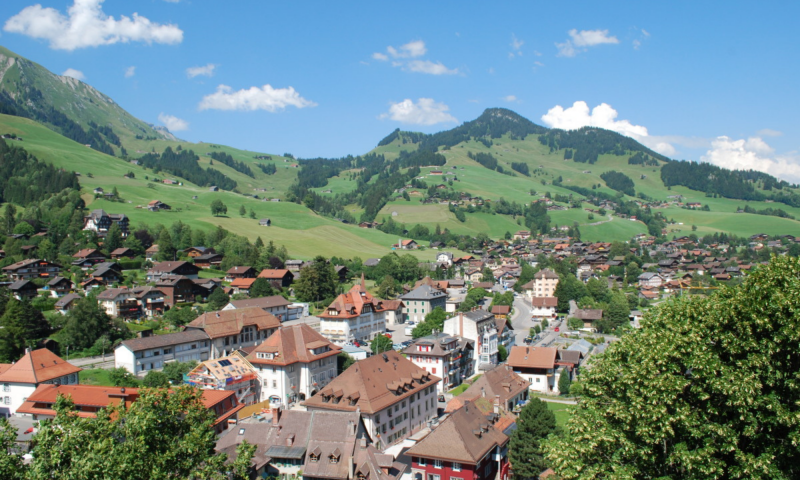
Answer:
[67,354,114,369]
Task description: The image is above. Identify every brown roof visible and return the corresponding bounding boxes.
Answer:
[456,365,530,408]
[187,307,281,339]
[320,283,390,320]
[406,400,509,464]
[247,324,341,367]
[230,278,256,288]
[73,248,104,259]
[258,269,291,279]
[226,266,255,275]
[303,350,440,414]
[574,309,603,320]
[556,350,583,366]
[227,295,292,310]
[150,261,196,273]
[119,329,210,352]
[507,346,558,369]
[0,348,82,384]
[490,305,510,315]
[534,269,559,279]
[530,297,558,307]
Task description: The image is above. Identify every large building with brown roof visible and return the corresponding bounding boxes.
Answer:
[304,350,440,448]
[223,295,292,322]
[146,261,200,282]
[406,399,510,480]
[446,365,530,414]
[2,258,62,281]
[247,324,341,407]
[186,307,281,358]
[17,384,242,434]
[318,280,392,345]
[506,346,561,394]
[0,348,82,416]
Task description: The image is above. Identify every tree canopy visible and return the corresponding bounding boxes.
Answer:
[545,256,800,479]
[509,398,557,479]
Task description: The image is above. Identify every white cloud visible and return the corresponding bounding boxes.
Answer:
[502,95,518,103]
[405,60,458,75]
[372,52,388,61]
[186,63,217,78]
[556,29,619,57]
[541,100,675,156]
[534,61,545,67]
[633,40,642,50]
[199,84,316,112]
[702,136,800,182]
[380,98,457,126]
[641,29,650,37]
[386,40,426,59]
[157,113,188,131]
[61,68,85,81]
[757,128,783,137]
[124,66,135,78]
[4,0,183,51]
[511,34,524,52]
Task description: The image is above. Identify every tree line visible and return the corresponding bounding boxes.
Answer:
[0,138,80,205]
[600,170,636,196]
[138,147,237,191]
[208,151,254,178]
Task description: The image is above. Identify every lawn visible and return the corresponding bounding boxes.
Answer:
[79,368,114,386]
[545,400,573,428]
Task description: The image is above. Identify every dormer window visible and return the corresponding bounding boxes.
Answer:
[310,453,319,463]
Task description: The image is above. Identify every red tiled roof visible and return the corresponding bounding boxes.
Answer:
[530,297,558,307]
[258,269,291,279]
[247,324,341,367]
[186,307,280,339]
[230,278,256,288]
[0,348,81,384]
[507,346,557,370]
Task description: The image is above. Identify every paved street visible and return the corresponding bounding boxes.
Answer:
[67,354,114,369]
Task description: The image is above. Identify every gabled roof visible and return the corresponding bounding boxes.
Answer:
[303,351,440,414]
[530,297,558,308]
[226,266,255,275]
[258,269,292,279]
[574,309,603,320]
[119,329,210,352]
[406,400,509,464]
[400,284,446,301]
[187,307,281,338]
[320,282,390,319]
[230,278,256,289]
[455,365,530,408]
[9,279,37,291]
[226,295,292,310]
[534,269,559,279]
[0,348,81,384]
[507,346,557,369]
[55,293,82,309]
[150,261,198,274]
[248,324,341,367]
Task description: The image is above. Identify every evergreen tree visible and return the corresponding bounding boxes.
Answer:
[508,398,557,479]
[156,229,176,262]
[104,222,124,255]
[0,299,51,362]
[238,205,246,216]
[558,369,571,395]
[206,288,230,311]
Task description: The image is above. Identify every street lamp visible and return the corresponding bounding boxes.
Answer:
[66,345,70,361]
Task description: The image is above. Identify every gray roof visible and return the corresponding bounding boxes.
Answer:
[119,330,209,352]
[400,284,446,301]
[9,280,36,291]
[227,295,291,310]
[566,339,593,355]
[55,293,82,308]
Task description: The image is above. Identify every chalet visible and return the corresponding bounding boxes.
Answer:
[403,333,474,393]
[490,305,511,319]
[145,245,159,262]
[285,259,304,272]
[573,309,603,330]
[8,280,39,300]
[446,364,530,414]
[155,275,197,307]
[2,259,62,281]
[193,252,224,269]
[638,272,664,288]
[334,265,349,283]
[530,296,558,319]
[184,246,216,258]
[46,276,74,297]
[90,263,123,285]
[230,278,256,295]
[394,239,418,250]
[258,269,294,288]
[82,209,129,238]
[507,346,561,394]
[55,293,82,314]
[96,288,142,319]
[147,261,200,282]
[225,266,257,282]
[259,218,271,226]
[109,247,135,260]
[147,200,171,211]
[72,248,106,268]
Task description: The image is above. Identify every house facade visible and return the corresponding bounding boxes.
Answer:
[530,297,558,319]
[185,307,281,358]
[531,269,559,298]
[443,310,499,372]
[2,259,62,281]
[222,295,292,322]
[304,351,440,448]
[0,348,81,417]
[403,333,474,393]
[146,261,200,282]
[115,330,212,375]
[506,346,560,394]
[400,285,447,324]
[247,324,341,407]
[82,209,129,237]
[318,281,390,345]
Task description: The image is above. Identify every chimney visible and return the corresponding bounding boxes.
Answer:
[271,405,281,426]
[494,395,500,414]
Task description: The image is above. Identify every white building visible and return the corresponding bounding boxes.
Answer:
[304,350,440,449]
[247,324,341,407]
[443,310,499,372]
[530,296,558,319]
[115,330,212,376]
[185,307,281,358]
[402,333,474,393]
[506,346,560,395]
[318,281,390,345]
[0,348,81,417]
[400,284,447,324]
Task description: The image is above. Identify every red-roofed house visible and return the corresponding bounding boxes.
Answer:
[248,324,341,406]
[530,297,558,319]
[318,278,391,345]
[16,384,243,434]
[506,346,560,394]
[0,348,82,416]
[186,307,281,358]
[230,277,256,295]
[258,269,294,288]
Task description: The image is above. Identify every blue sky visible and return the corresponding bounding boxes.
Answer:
[3,0,800,180]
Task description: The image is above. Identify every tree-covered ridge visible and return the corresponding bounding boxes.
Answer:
[138,147,237,191]
[0,137,80,205]
[600,170,636,196]
[208,151,254,178]
[538,126,670,164]
[661,160,800,207]
[0,88,119,156]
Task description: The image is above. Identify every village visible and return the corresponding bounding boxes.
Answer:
[0,205,794,480]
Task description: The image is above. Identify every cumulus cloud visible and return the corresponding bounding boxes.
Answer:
[124,66,135,78]
[541,100,675,156]
[158,113,188,131]
[405,60,458,75]
[556,29,619,57]
[4,0,183,51]
[372,40,457,75]
[702,136,800,182]
[380,98,457,126]
[199,84,316,112]
[186,63,217,78]
[61,68,85,81]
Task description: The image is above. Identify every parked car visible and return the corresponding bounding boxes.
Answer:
[554,327,560,332]
[384,332,392,339]
[524,336,533,344]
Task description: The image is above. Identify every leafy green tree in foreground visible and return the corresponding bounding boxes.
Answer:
[370,334,393,354]
[508,398,557,479]
[545,255,800,479]
[16,387,254,479]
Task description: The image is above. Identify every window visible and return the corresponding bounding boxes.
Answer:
[418,458,427,467]
[452,463,461,472]
[272,380,277,388]
[434,459,443,469]
[428,475,440,480]
[2,384,8,392]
